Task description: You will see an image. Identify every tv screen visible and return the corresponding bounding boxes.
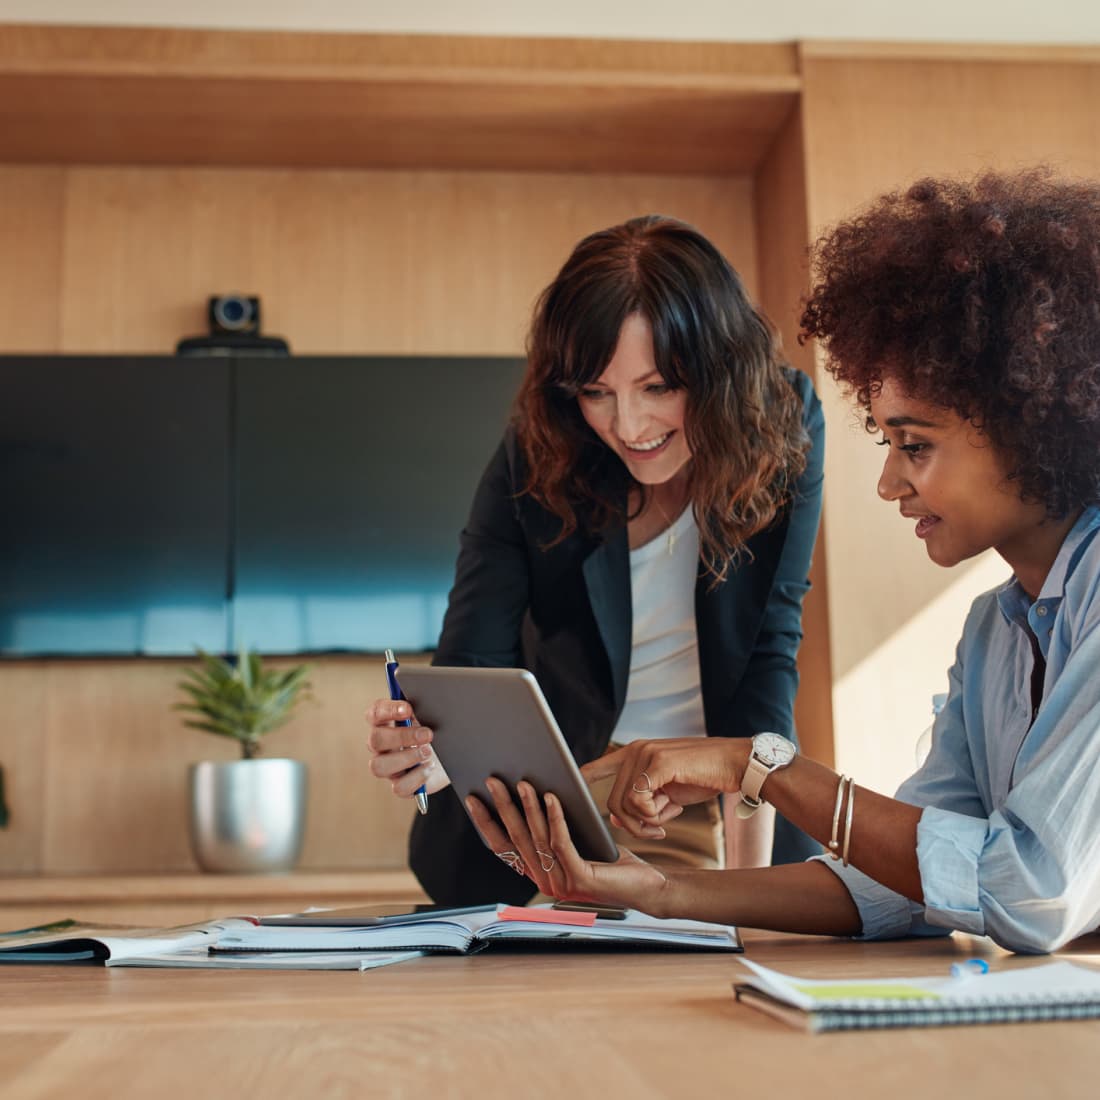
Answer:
[232,356,525,653]
[0,354,525,657]
[0,356,231,656]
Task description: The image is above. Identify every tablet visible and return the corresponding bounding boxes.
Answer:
[394,665,619,863]
[259,903,495,927]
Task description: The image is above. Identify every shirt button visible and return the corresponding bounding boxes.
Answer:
[1036,606,1048,616]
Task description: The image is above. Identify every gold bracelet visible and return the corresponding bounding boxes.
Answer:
[827,774,848,860]
[842,780,856,867]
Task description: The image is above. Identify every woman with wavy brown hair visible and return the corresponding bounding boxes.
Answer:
[366,215,825,906]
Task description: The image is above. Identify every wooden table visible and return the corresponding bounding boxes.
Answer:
[5,913,1100,1099]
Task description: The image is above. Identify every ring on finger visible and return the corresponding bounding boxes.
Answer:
[535,847,556,873]
[631,770,653,794]
[496,850,526,875]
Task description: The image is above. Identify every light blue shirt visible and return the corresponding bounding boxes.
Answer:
[821,505,1100,953]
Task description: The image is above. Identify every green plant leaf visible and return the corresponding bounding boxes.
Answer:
[176,647,312,747]
[181,719,246,739]
[248,650,264,691]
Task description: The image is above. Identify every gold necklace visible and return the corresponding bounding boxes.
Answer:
[650,491,680,556]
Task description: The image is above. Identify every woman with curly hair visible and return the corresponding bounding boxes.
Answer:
[365,215,825,905]
[469,169,1100,954]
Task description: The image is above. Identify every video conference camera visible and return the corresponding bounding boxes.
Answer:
[176,294,290,356]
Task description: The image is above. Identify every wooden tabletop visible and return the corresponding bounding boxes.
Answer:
[4,920,1100,1099]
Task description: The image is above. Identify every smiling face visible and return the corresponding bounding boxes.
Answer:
[870,376,1073,596]
[576,312,692,486]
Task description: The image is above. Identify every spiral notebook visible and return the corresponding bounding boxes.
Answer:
[733,958,1100,1032]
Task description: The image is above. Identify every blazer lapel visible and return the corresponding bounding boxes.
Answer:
[694,519,787,735]
[582,526,632,714]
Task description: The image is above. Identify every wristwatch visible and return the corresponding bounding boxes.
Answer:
[735,732,796,819]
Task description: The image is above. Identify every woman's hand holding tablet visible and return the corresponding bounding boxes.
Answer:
[466,779,673,911]
[393,665,619,866]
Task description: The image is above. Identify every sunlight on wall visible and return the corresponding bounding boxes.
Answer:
[833,550,1011,797]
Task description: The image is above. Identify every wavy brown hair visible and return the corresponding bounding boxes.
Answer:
[801,168,1100,516]
[516,215,809,579]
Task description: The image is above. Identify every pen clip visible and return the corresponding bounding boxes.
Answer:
[384,649,411,727]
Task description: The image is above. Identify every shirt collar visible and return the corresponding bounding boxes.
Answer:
[995,505,1100,630]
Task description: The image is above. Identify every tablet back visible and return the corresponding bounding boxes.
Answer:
[395,665,619,863]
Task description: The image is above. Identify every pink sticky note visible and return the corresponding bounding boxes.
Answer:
[497,905,597,927]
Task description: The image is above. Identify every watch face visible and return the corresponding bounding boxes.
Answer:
[754,732,796,767]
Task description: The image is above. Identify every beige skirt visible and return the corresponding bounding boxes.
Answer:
[587,762,725,871]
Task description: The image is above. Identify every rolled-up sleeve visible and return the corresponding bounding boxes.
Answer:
[816,801,990,942]
[914,809,988,933]
[819,860,937,940]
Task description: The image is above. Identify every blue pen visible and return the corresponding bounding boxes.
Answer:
[384,649,428,815]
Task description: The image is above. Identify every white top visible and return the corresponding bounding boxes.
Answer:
[609,503,707,744]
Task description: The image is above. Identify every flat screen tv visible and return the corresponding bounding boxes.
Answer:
[0,354,524,657]
[1,356,231,656]
[232,356,525,654]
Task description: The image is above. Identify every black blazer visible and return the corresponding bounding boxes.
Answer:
[410,367,825,904]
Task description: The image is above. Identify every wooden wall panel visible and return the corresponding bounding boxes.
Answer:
[56,167,757,356]
[0,664,51,872]
[799,54,1100,794]
[1,165,756,873]
[0,167,64,351]
[2,657,423,875]
[753,104,835,768]
[40,661,214,873]
[0,26,799,175]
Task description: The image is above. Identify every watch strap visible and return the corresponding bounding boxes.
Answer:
[736,736,795,819]
[740,754,772,807]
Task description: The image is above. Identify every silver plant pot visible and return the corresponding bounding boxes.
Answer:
[189,758,308,873]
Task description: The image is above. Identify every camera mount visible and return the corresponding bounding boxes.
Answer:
[176,294,290,356]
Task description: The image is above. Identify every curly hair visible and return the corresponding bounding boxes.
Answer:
[517,215,809,579]
[800,168,1100,517]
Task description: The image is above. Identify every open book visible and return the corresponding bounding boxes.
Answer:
[0,917,258,964]
[0,917,423,970]
[212,904,743,955]
[734,958,1100,1032]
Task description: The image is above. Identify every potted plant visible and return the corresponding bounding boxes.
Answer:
[176,648,312,873]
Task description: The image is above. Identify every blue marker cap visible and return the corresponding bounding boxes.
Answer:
[949,958,990,978]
